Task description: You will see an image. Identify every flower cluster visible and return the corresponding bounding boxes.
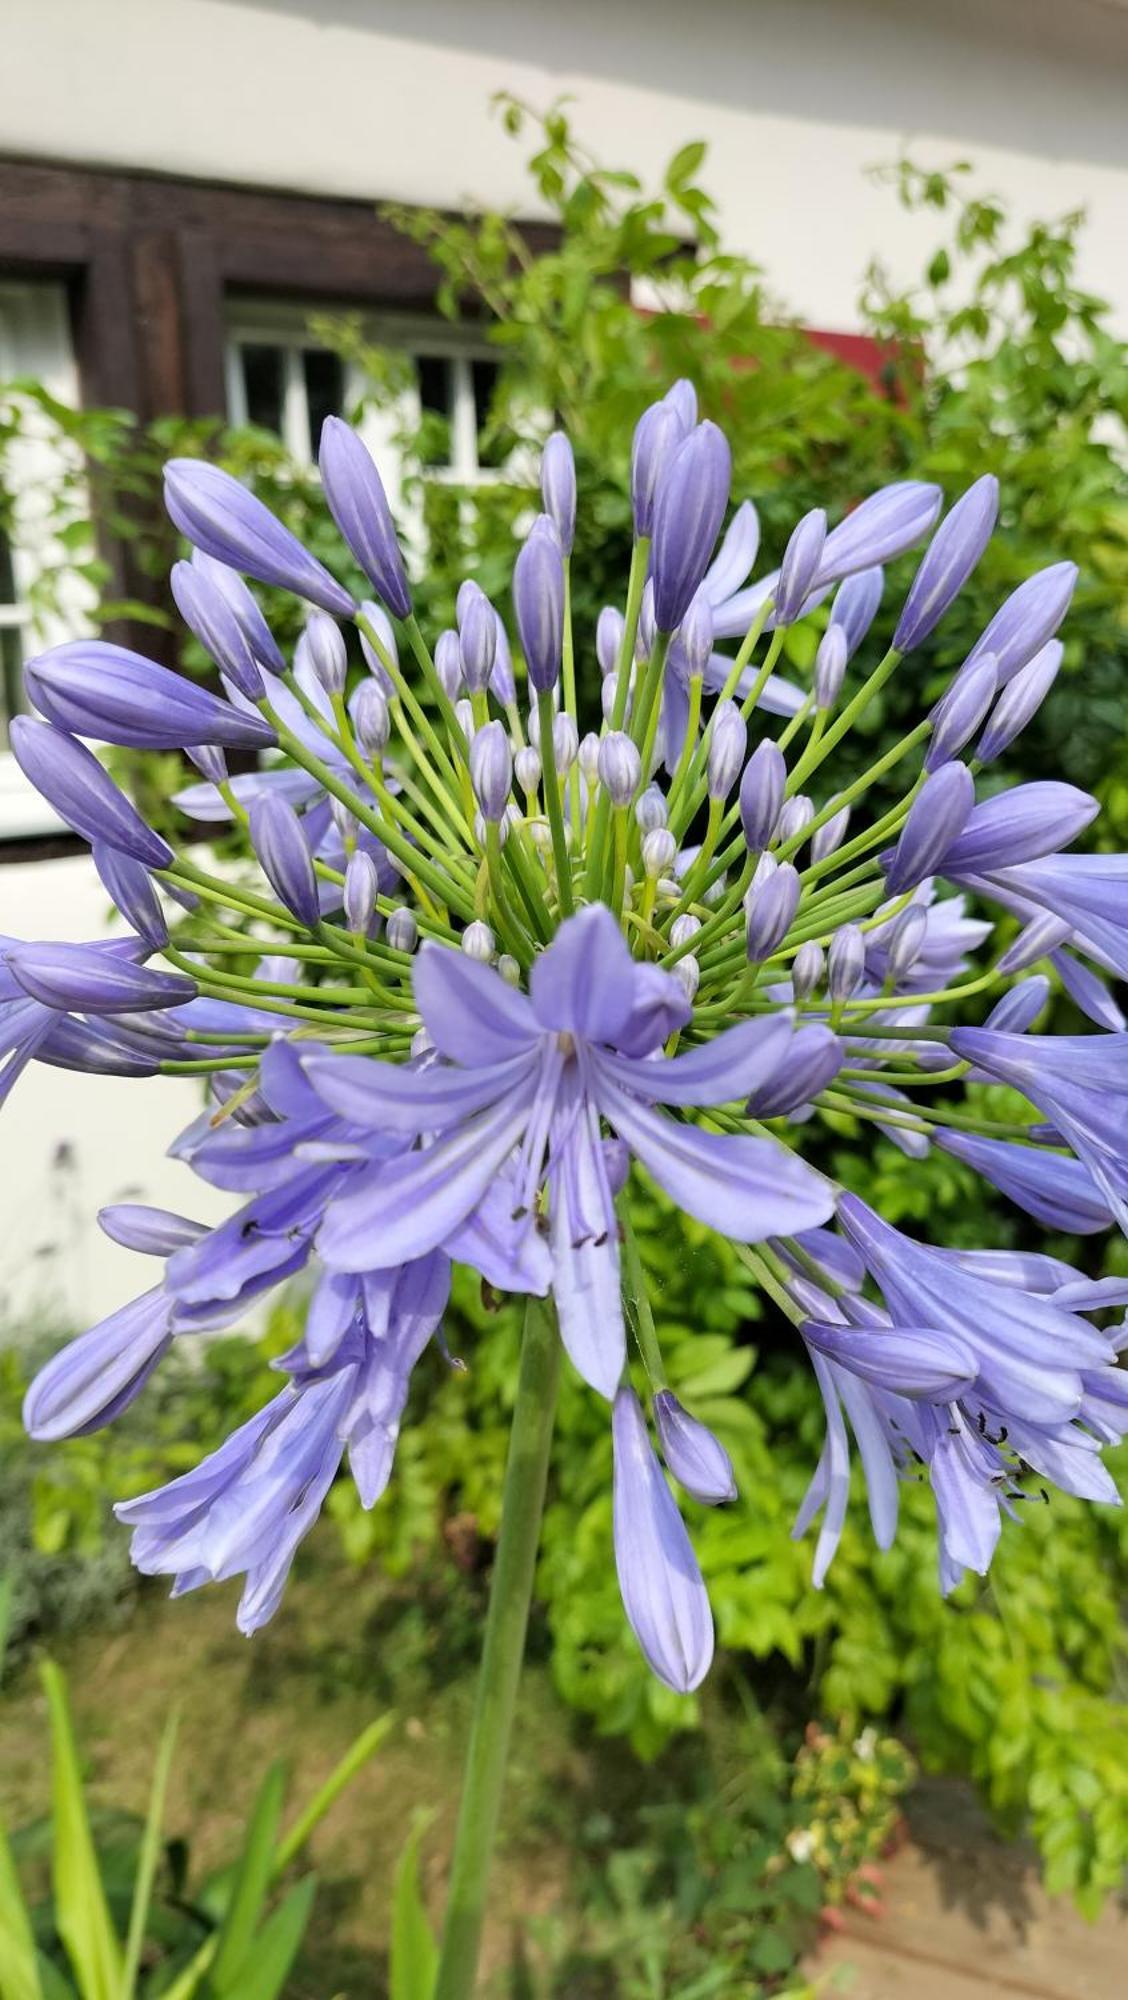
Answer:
[6,388,1127,1694]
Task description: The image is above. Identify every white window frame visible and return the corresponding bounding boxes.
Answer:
[0,281,92,840]
[224,302,527,565]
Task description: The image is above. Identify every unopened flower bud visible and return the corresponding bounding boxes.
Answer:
[746,1023,842,1116]
[791,939,824,1000]
[469,720,512,822]
[926,654,997,771]
[883,761,974,896]
[329,796,358,844]
[598,731,642,807]
[978,641,1062,763]
[966,561,1076,687]
[515,745,542,796]
[832,567,884,656]
[984,975,1051,1036]
[707,700,747,801]
[811,804,850,864]
[386,907,418,954]
[553,712,579,773]
[303,611,347,695]
[814,624,848,710]
[498,953,522,987]
[630,400,684,538]
[578,732,601,783]
[187,744,228,786]
[654,1390,737,1504]
[597,606,625,676]
[670,913,701,949]
[642,827,676,877]
[894,475,998,653]
[674,954,701,1002]
[435,628,463,701]
[828,923,865,1004]
[319,416,410,617]
[454,698,475,743]
[777,794,814,846]
[635,785,668,833]
[637,580,657,660]
[514,516,565,693]
[775,508,827,625]
[358,599,397,694]
[249,791,320,930]
[352,678,390,756]
[885,902,928,984]
[679,592,714,679]
[458,584,497,694]
[343,849,379,935]
[541,431,576,555]
[746,861,800,962]
[650,422,731,631]
[739,740,786,852]
[462,920,495,962]
[601,673,626,724]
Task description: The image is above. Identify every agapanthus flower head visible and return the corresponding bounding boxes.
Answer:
[9,396,1125,1696]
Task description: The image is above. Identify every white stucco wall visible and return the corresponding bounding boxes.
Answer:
[0,854,234,1331]
[2,0,1128,331]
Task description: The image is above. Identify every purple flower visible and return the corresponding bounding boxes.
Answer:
[739,740,786,852]
[631,400,687,538]
[650,423,732,632]
[541,431,576,553]
[893,475,998,652]
[653,1390,737,1504]
[831,567,885,654]
[612,1387,714,1692]
[775,510,827,625]
[935,1128,1113,1234]
[307,905,831,1399]
[92,843,168,951]
[5,940,195,1015]
[813,482,942,589]
[937,782,1097,878]
[24,1286,176,1441]
[745,864,801,963]
[514,517,565,693]
[947,1026,1128,1233]
[925,655,997,772]
[249,790,321,930]
[10,717,172,868]
[190,550,287,676]
[978,641,1062,762]
[170,560,266,702]
[164,457,355,615]
[25,640,275,752]
[319,417,411,619]
[469,721,512,823]
[965,562,1077,686]
[883,763,974,896]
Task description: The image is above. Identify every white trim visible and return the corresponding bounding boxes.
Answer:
[0,281,91,840]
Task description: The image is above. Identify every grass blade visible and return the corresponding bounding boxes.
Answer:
[272,1714,395,1876]
[118,1707,179,2000]
[206,1762,286,1994]
[0,1819,43,2000]
[219,1878,316,2000]
[40,1662,122,2000]
[390,1814,438,2000]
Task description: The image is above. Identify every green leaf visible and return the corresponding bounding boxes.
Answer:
[272,1714,394,1874]
[206,1763,287,1995]
[666,141,707,191]
[119,1708,179,2000]
[0,1574,13,1687]
[40,1662,122,2000]
[389,1816,438,2000]
[220,1878,316,2000]
[0,1820,42,2000]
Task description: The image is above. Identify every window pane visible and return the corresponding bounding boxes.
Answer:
[1,621,24,752]
[472,358,505,469]
[303,348,345,457]
[416,354,453,468]
[241,343,286,436]
[0,526,17,606]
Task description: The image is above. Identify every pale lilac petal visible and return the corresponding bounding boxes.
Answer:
[413,944,538,1065]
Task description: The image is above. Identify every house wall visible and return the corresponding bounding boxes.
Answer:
[2,0,1128,331]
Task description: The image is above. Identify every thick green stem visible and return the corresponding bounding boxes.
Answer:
[433,1294,561,2000]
